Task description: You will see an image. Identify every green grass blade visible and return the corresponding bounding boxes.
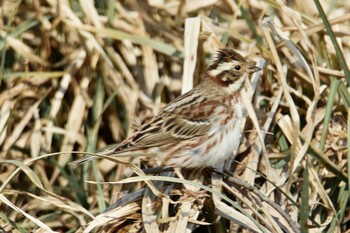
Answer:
[347,109,350,227]
[303,137,348,181]
[314,0,350,85]
[86,77,107,212]
[237,3,263,45]
[338,83,350,109]
[300,161,309,233]
[319,79,340,151]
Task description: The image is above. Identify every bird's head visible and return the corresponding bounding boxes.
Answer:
[206,48,260,90]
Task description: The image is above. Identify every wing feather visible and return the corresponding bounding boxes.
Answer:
[109,97,232,154]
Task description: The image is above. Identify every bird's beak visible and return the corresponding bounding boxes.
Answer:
[247,64,261,74]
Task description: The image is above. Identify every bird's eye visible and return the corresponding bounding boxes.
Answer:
[234,65,241,70]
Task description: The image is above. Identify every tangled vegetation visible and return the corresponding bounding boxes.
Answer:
[1,0,349,232]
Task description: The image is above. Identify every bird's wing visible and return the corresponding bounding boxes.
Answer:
[111,100,230,153]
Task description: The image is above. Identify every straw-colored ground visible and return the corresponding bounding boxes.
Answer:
[1,0,350,232]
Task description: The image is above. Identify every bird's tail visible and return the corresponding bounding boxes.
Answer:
[70,147,158,167]
[69,142,125,167]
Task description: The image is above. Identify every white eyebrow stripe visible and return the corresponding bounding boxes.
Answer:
[209,62,236,76]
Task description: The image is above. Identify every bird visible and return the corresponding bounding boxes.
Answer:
[76,48,261,169]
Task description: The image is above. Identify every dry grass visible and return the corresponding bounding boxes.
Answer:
[1,0,350,232]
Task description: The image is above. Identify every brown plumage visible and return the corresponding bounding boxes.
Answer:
[75,48,261,168]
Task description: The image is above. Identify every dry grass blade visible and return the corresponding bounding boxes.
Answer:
[142,188,160,233]
[2,1,350,232]
[0,194,54,232]
[1,32,50,67]
[0,101,11,145]
[214,201,267,233]
[0,160,43,189]
[3,98,43,151]
[81,203,140,233]
[181,16,201,94]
